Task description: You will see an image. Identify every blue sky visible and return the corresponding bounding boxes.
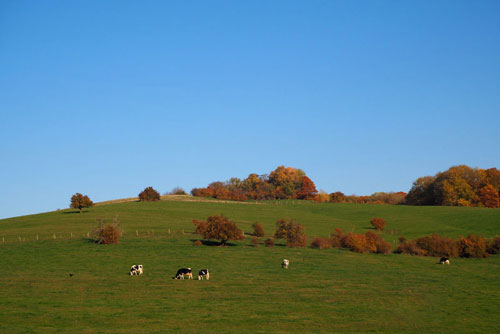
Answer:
[1,0,499,219]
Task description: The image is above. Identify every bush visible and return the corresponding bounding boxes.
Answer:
[91,217,120,244]
[329,229,392,254]
[330,228,343,248]
[395,241,426,256]
[310,237,331,249]
[487,236,500,254]
[169,187,187,195]
[414,234,459,257]
[252,223,265,237]
[251,237,259,247]
[456,234,489,258]
[264,238,275,248]
[273,218,308,248]
[193,240,202,246]
[139,186,161,201]
[370,218,386,231]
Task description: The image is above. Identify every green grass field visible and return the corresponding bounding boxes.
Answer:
[1,198,499,333]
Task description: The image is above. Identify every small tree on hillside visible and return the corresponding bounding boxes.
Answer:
[70,193,93,213]
[252,223,265,237]
[192,214,245,246]
[139,186,161,201]
[273,218,307,247]
[370,217,386,231]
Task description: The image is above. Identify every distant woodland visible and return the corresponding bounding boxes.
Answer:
[191,165,500,208]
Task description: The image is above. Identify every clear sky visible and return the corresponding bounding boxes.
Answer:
[1,1,499,219]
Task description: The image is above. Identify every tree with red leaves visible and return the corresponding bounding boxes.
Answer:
[193,214,245,246]
[297,176,318,200]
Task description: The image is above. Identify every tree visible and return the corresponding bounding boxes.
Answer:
[252,223,265,237]
[192,214,245,246]
[139,186,161,201]
[70,193,93,213]
[478,185,500,208]
[297,176,318,200]
[273,218,307,247]
[370,217,386,231]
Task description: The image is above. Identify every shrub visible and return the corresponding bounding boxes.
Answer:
[456,234,489,258]
[193,240,202,246]
[273,218,308,247]
[192,214,245,246]
[370,218,386,231]
[264,238,275,248]
[330,229,392,254]
[252,223,265,237]
[330,228,343,248]
[251,237,259,247]
[139,186,161,201]
[395,240,426,256]
[310,237,331,249]
[414,234,458,257]
[70,193,93,213]
[487,236,500,254]
[91,217,120,244]
[169,187,187,195]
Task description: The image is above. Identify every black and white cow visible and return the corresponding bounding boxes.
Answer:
[172,268,193,279]
[130,264,144,276]
[439,257,450,265]
[282,259,289,269]
[198,269,210,280]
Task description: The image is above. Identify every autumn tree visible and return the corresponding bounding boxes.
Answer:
[70,193,93,213]
[269,166,305,199]
[329,191,346,203]
[138,186,161,201]
[478,185,500,208]
[297,176,318,200]
[273,218,307,247]
[252,223,265,237]
[370,217,386,231]
[192,214,245,246]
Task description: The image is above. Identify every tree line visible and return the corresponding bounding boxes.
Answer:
[405,165,500,208]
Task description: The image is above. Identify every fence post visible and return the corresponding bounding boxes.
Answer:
[136,230,139,237]
[53,233,56,239]
[36,234,39,241]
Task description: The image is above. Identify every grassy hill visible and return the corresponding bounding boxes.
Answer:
[1,198,499,333]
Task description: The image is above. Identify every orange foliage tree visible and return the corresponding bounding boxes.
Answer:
[478,185,500,208]
[297,176,318,200]
[406,165,500,207]
[273,218,307,247]
[138,186,161,201]
[192,214,245,246]
[70,193,93,213]
[370,218,386,231]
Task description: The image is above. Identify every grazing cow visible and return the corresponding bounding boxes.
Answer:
[198,269,210,280]
[130,264,144,276]
[172,268,193,279]
[282,259,289,269]
[439,257,450,265]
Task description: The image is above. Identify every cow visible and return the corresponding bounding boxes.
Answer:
[198,269,210,280]
[439,257,450,265]
[130,264,144,276]
[282,259,289,269]
[172,268,193,279]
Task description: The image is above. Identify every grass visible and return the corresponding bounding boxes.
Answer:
[1,199,499,333]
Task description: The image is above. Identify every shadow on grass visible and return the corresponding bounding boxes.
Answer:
[62,210,89,214]
[189,239,238,247]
